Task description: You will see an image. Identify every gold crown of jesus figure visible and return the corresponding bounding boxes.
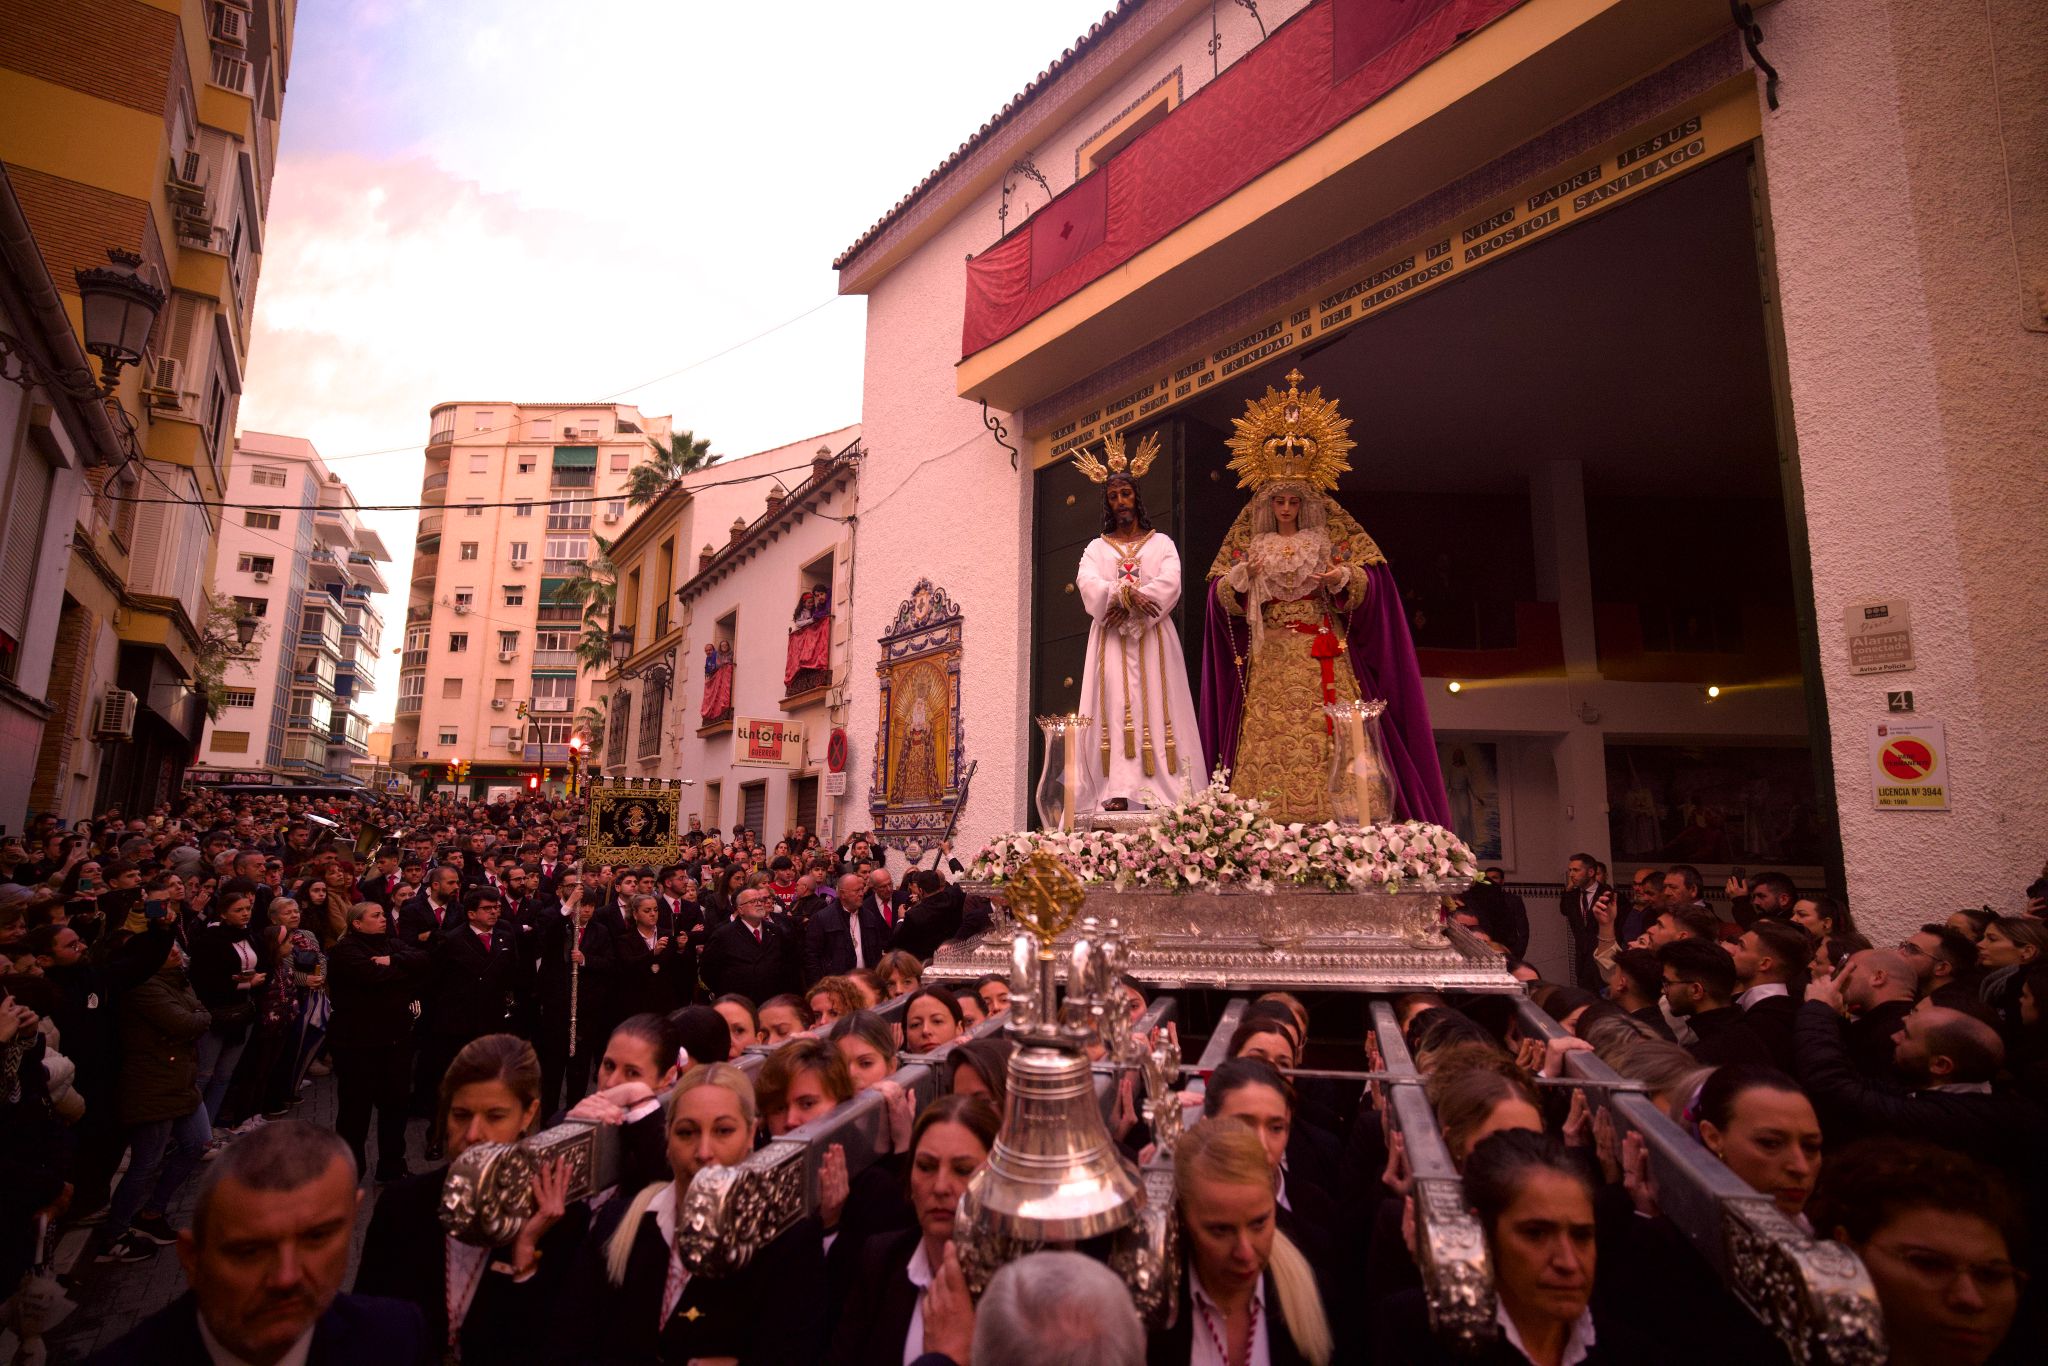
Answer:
[1072,429,1161,485]
[1225,368,1356,494]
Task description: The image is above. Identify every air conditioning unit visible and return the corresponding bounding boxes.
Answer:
[562,426,577,439]
[490,698,507,710]
[453,603,471,616]
[510,558,528,569]
[506,737,523,752]
[252,570,271,582]
[94,689,138,741]
[602,511,620,524]
[497,649,516,662]
[167,150,209,201]
[145,355,184,408]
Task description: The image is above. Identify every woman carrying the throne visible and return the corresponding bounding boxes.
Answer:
[1198,370,1450,827]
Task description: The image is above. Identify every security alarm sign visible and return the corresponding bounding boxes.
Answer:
[1844,598,1915,675]
[1870,720,1948,811]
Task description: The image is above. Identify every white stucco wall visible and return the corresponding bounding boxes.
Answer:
[1758,0,2048,939]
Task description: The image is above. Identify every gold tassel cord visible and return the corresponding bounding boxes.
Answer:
[1157,626,1179,777]
[1095,627,1111,776]
[1137,619,1157,779]
[1120,632,1137,761]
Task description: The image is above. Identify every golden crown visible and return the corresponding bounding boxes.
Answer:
[1072,429,1161,485]
[1225,369,1355,493]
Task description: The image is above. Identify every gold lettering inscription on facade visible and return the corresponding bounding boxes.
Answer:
[1527,163,1604,212]
[1616,115,1702,169]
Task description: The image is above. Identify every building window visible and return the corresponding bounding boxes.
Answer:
[489,725,510,747]
[546,500,591,531]
[473,409,495,432]
[454,591,473,608]
[518,455,535,474]
[441,677,463,699]
[493,678,514,701]
[513,500,532,517]
[244,510,281,530]
[219,689,257,708]
[210,730,251,753]
[236,554,275,574]
[543,536,588,575]
[439,729,458,746]
[449,633,468,652]
[503,585,525,607]
[460,542,478,560]
[508,541,528,561]
[498,631,518,652]
[608,500,626,521]
[531,717,573,745]
[232,596,267,617]
[465,500,484,517]
[249,466,287,488]
[469,454,489,474]
[610,451,630,472]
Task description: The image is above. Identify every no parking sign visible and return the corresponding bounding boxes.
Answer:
[1870,720,1948,810]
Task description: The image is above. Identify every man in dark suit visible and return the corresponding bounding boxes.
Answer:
[805,873,890,986]
[355,849,402,911]
[702,886,802,1003]
[86,1120,427,1366]
[1659,939,1774,1068]
[418,888,518,1160]
[396,864,463,945]
[1732,918,1813,1071]
[891,871,970,962]
[655,864,707,1001]
[1834,947,1921,1082]
[1557,852,1610,990]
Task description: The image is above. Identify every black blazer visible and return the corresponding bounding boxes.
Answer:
[614,924,685,1018]
[1684,1006,1775,1068]
[701,916,802,1004]
[1374,1285,1654,1365]
[1741,991,1801,1072]
[827,1228,923,1366]
[325,932,427,1051]
[397,893,460,946]
[85,1290,429,1366]
[550,1194,828,1365]
[354,1167,588,1364]
[424,925,517,1040]
[804,896,888,985]
[1147,1264,1317,1366]
[356,871,401,911]
[889,884,967,962]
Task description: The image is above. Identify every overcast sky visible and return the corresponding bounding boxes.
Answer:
[239,0,1115,720]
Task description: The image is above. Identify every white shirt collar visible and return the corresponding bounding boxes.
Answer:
[1928,1080,1993,1095]
[1496,1300,1596,1366]
[1739,982,1791,1008]
[902,1239,938,1365]
[196,1308,313,1366]
[650,1181,680,1247]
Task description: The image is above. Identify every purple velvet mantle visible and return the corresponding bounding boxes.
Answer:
[1197,561,1451,827]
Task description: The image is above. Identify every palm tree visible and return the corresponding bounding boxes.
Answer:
[577,698,607,755]
[575,617,614,673]
[626,429,718,507]
[549,532,618,620]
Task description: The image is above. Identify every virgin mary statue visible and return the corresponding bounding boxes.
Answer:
[1196,370,1449,826]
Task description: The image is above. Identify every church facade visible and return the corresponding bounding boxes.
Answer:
[833,0,2047,951]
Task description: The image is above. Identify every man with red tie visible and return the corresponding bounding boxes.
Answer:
[355,848,401,911]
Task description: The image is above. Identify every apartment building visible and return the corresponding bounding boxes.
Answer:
[604,428,859,840]
[395,401,672,796]
[3,1,297,818]
[193,432,389,785]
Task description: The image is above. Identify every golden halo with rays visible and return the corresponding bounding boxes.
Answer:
[1224,368,1356,494]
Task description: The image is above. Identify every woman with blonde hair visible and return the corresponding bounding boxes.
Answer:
[1151,1119,1333,1365]
[552,1062,827,1363]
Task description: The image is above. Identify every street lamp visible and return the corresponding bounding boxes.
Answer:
[235,614,260,649]
[609,625,634,666]
[74,249,165,393]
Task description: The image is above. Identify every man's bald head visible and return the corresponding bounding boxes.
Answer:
[837,874,865,904]
[1893,1002,2005,1086]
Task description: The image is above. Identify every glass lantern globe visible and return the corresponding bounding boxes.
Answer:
[1325,698,1397,827]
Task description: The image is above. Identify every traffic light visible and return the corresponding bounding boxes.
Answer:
[566,733,586,797]
[526,773,540,792]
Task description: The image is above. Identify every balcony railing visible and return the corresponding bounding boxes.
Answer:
[422,471,450,493]
[428,427,455,448]
[395,695,422,716]
[208,49,251,94]
[417,510,444,539]
[401,649,428,669]
[532,649,578,671]
[549,469,595,489]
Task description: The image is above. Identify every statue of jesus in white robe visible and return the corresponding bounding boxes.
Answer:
[1074,525,1207,812]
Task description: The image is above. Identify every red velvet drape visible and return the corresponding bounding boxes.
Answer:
[784,617,831,686]
[961,0,1526,357]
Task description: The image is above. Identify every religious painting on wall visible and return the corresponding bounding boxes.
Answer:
[869,578,965,849]
[1436,739,1509,864]
[1605,743,1825,868]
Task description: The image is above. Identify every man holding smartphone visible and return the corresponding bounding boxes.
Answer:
[1558,853,1612,990]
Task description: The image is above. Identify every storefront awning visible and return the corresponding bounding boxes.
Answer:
[552,445,597,468]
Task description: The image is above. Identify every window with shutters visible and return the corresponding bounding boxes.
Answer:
[508,542,528,561]
[513,500,532,517]
[244,510,280,530]
[610,451,630,472]
[460,543,478,560]
[439,729,458,746]
[469,454,489,474]
[740,782,766,840]
[474,409,495,432]
[441,678,463,699]
[204,375,229,456]
[465,499,483,516]
[498,631,518,652]
[237,555,275,574]
[449,633,468,652]
[503,585,524,607]
[703,780,721,826]
[233,596,267,617]
[249,466,286,488]
[453,591,473,609]
[0,448,53,680]
[493,678,514,701]
[489,725,510,747]
[518,454,536,474]
[210,730,251,753]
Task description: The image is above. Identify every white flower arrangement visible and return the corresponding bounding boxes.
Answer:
[969,768,1478,894]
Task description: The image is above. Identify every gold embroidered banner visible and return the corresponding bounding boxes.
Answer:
[584,780,685,868]
[1034,78,1762,465]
